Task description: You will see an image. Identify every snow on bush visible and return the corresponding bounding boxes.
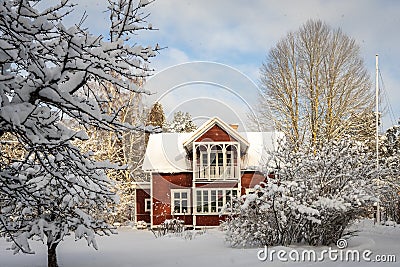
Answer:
[224,138,378,247]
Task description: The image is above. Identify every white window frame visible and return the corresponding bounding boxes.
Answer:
[171,189,191,215]
[145,198,151,212]
[195,188,238,214]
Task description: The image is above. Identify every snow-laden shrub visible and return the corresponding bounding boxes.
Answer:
[224,139,377,247]
[152,219,185,237]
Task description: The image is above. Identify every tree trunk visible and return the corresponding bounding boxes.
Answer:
[47,242,59,267]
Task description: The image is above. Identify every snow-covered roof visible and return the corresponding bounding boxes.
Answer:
[143,133,192,173]
[241,132,285,171]
[142,131,284,173]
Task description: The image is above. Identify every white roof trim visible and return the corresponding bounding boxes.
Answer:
[132,182,151,189]
[182,117,249,151]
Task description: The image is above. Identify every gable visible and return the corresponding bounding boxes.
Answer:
[195,124,238,142]
[183,117,250,153]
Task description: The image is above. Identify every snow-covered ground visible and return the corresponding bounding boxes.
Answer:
[0,219,398,267]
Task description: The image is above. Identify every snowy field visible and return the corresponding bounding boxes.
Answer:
[0,219,398,267]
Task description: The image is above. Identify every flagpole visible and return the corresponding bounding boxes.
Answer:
[375,54,380,224]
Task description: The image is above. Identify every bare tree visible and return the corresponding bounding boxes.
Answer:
[74,80,148,223]
[257,20,373,147]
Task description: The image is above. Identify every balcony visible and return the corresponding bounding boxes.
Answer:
[194,165,239,180]
[193,142,240,181]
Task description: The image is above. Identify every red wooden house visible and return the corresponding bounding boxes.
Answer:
[135,117,283,228]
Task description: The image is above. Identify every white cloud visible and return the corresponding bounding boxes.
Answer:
[141,62,262,130]
[151,48,190,72]
[62,0,400,129]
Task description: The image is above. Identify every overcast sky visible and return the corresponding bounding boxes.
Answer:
[67,0,400,131]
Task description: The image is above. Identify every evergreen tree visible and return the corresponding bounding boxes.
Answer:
[164,111,197,133]
[147,102,166,128]
[145,102,166,144]
[379,124,400,223]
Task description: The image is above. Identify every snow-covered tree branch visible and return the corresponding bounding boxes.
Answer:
[0,1,160,266]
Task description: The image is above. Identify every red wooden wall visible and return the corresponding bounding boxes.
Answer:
[240,171,266,195]
[136,188,151,223]
[152,173,193,225]
[195,124,237,142]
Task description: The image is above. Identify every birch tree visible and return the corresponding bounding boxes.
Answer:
[257,20,373,147]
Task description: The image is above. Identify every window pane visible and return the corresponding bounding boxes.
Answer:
[218,191,223,208]
[202,153,208,166]
[227,152,232,165]
[218,152,223,166]
[182,192,187,199]
[211,190,216,201]
[174,200,180,213]
[174,192,180,199]
[204,203,208,212]
[210,152,216,166]
[196,191,202,212]
[203,191,209,212]
[182,200,187,213]
[211,190,216,212]
[226,190,231,206]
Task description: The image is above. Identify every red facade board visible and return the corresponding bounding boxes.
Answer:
[195,124,237,142]
[135,188,151,223]
[240,171,266,194]
[152,173,193,225]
